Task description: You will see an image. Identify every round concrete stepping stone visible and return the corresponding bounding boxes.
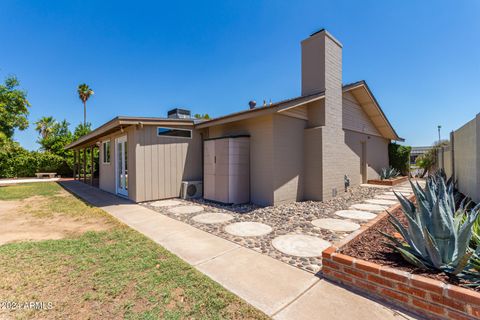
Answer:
[335,210,377,220]
[364,199,397,206]
[150,199,183,207]
[168,205,204,214]
[375,194,398,200]
[350,203,387,212]
[272,235,331,257]
[192,212,234,224]
[311,218,360,232]
[224,222,273,237]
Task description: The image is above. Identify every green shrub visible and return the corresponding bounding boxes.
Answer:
[0,147,72,178]
[388,143,411,175]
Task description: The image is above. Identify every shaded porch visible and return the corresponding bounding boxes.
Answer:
[72,143,99,188]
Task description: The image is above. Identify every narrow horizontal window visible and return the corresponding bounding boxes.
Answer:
[157,127,192,139]
[102,141,111,163]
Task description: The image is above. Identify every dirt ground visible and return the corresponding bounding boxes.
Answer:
[0,194,112,245]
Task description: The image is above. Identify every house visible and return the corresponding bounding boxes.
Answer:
[410,146,434,164]
[66,30,403,206]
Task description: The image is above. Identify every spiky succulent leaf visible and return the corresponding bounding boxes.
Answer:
[383,170,480,280]
[394,246,430,270]
[423,227,443,269]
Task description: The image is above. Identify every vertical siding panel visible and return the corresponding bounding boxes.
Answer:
[171,143,177,197]
[144,127,152,201]
[136,128,145,202]
[151,128,159,200]
[164,143,171,197]
[158,141,165,199]
[177,143,183,194]
[127,128,136,201]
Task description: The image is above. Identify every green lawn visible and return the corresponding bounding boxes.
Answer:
[0,183,267,319]
[0,182,61,200]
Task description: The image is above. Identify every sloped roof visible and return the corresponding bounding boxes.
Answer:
[65,116,198,149]
[66,80,402,149]
[195,90,325,129]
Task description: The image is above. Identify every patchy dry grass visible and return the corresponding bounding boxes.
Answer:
[0,182,61,200]
[0,183,267,319]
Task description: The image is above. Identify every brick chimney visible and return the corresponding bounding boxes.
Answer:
[301,29,343,129]
[302,29,345,201]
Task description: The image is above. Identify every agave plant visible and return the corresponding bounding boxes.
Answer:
[380,167,400,180]
[470,207,480,248]
[383,172,480,275]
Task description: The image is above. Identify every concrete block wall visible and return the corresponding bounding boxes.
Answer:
[453,113,480,203]
[438,113,480,203]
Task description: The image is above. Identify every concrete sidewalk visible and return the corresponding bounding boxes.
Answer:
[60,181,414,319]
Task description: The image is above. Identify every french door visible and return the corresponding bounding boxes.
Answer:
[116,136,128,196]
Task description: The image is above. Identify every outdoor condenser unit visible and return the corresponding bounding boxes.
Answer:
[180,181,203,199]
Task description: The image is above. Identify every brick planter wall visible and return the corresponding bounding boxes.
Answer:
[321,196,480,320]
[322,249,480,319]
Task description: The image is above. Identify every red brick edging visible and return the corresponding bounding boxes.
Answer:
[367,176,409,186]
[322,195,480,320]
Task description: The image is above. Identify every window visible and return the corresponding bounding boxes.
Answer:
[102,141,111,164]
[157,127,192,139]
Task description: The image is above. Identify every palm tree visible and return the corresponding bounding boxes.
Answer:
[77,84,94,126]
[34,116,56,139]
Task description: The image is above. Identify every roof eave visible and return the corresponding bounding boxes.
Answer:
[195,91,325,129]
[65,116,196,150]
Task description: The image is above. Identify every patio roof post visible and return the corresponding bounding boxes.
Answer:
[90,145,94,185]
[77,149,81,181]
[73,149,77,180]
[83,147,87,183]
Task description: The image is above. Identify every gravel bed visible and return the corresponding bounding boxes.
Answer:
[142,185,390,273]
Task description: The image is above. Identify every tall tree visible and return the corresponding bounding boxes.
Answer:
[34,116,56,139]
[0,76,30,139]
[37,118,73,156]
[73,122,92,140]
[77,84,94,126]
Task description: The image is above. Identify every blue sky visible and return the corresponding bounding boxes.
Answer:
[1,0,479,150]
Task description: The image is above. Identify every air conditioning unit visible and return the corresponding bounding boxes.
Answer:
[181,181,203,199]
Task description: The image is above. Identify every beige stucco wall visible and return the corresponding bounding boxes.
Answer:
[273,114,306,204]
[344,130,389,185]
[206,115,274,206]
[303,126,323,200]
[453,114,480,202]
[134,125,202,202]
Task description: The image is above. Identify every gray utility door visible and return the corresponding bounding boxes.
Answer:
[203,137,250,204]
[204,139,229,203]
[203,139,216,201]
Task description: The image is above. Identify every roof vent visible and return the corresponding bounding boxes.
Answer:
[248,100,256,109]
[167,108,191,119]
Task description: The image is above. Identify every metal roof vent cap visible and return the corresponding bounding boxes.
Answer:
[248,100,256,109]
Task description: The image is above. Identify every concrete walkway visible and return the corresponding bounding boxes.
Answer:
[0,177,60,185]
[59,181,415,319]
